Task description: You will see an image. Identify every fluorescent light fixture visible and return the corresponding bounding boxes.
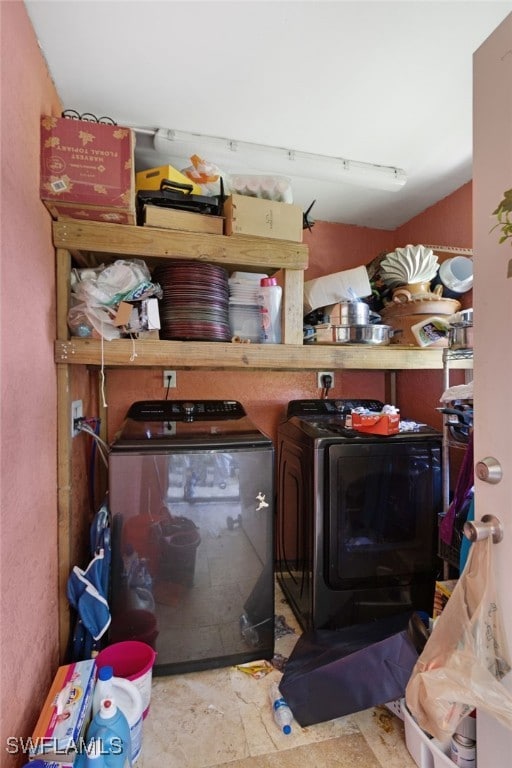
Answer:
[149,127,407,192]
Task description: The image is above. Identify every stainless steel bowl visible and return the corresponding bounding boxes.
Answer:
[332,324,399,345]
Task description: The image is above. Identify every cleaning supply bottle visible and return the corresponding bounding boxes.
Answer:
[258,277,282,343]
[85,697,131,768]
[269,681,293,734]
[93,666,143,763]
[84,738,108,766]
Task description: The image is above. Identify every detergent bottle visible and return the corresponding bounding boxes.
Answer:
[257,277,282,343]
[85,697,132,768]
[84,738,108,766]
[93,666,143,762]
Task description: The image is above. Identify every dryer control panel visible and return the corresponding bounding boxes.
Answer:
[286,399,385,418]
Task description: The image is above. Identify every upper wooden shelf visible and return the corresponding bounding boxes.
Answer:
[53,338,473,370]
[52,220,474,371]
[52,219,309,274]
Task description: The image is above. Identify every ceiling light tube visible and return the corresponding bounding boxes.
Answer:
[150,128,407,192]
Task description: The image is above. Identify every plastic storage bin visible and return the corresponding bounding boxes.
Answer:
[403,701,456,768]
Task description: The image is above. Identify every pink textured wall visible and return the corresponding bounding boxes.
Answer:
[0,3,61,765]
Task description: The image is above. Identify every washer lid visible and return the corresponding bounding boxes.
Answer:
[126,399,247,421]
[111,400,271,449]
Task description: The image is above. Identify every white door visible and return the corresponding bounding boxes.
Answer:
[473,12,512,763]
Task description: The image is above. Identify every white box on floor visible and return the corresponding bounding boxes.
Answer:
[403,702,455,768]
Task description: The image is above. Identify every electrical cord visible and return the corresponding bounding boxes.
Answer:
[165,374,173,400]
[77,421,110,468]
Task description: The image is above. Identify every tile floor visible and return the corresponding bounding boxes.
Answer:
[137,581,417,768]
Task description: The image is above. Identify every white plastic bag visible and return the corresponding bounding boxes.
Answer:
[228,174,293,203]
[180,154,225,196]
[406,536,512,741]
[67,299,121,340]
[73,259,156,307]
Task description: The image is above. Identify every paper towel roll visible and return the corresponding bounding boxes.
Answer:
[304,266,372,313]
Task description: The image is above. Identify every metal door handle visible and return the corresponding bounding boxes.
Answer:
[475,457,503,484]
[463,513,503,543]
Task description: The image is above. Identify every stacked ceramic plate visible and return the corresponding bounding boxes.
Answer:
[228,272,268,342]
[154,261,231,341]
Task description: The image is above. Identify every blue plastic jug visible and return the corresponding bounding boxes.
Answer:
[84,697,131,768]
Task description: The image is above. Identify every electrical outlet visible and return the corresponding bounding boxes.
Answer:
[317,371,335,389]
[71,399,83,437]
[163,370,177,388]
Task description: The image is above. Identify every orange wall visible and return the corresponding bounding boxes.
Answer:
[104,194,472,444]
[105,222,398,442]
[0,4,473,760]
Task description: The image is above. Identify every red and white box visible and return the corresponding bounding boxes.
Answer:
[29,658,96,763]
[351,411,400,435]
[40,115,136,224]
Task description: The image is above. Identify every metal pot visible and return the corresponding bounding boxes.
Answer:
[338,301,370,325]
[332,324,400,345]
[448,323,473,350]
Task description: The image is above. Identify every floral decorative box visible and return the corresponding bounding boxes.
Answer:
[40,116,135,223]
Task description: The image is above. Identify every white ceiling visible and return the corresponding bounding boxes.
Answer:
[26,1,512,230]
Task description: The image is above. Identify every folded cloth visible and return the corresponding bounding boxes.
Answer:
[440,381,473,402]
[67,549,111,641]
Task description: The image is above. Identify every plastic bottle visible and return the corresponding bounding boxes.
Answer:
[93,666,143,763]
[84,738,109,766]
[258,277,282,343]
[85,697,131,768]
[410,315,449,347]
[269,682,293,734]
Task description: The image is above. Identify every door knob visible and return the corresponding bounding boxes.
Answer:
[475,457,503,484]
[464,513,504,543]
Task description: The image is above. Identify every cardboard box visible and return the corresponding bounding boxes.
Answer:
[223,194,303,242]
[136,164,202,195]
[45,201,135,225]
[142,204,224,234]
[40,115,135,223]
[115,298,161,334]
[433,579,458,618]
[351,411,400,435]
[29,659,96,762]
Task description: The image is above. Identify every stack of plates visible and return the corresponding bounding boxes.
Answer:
[154,261,231,341]
[228,272,268,342]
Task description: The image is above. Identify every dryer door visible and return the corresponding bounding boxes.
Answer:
[325,439,442,589]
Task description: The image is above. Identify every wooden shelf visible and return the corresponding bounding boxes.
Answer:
[55,338,452,370]
[52,220,474,371]
[52,219,308,273]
